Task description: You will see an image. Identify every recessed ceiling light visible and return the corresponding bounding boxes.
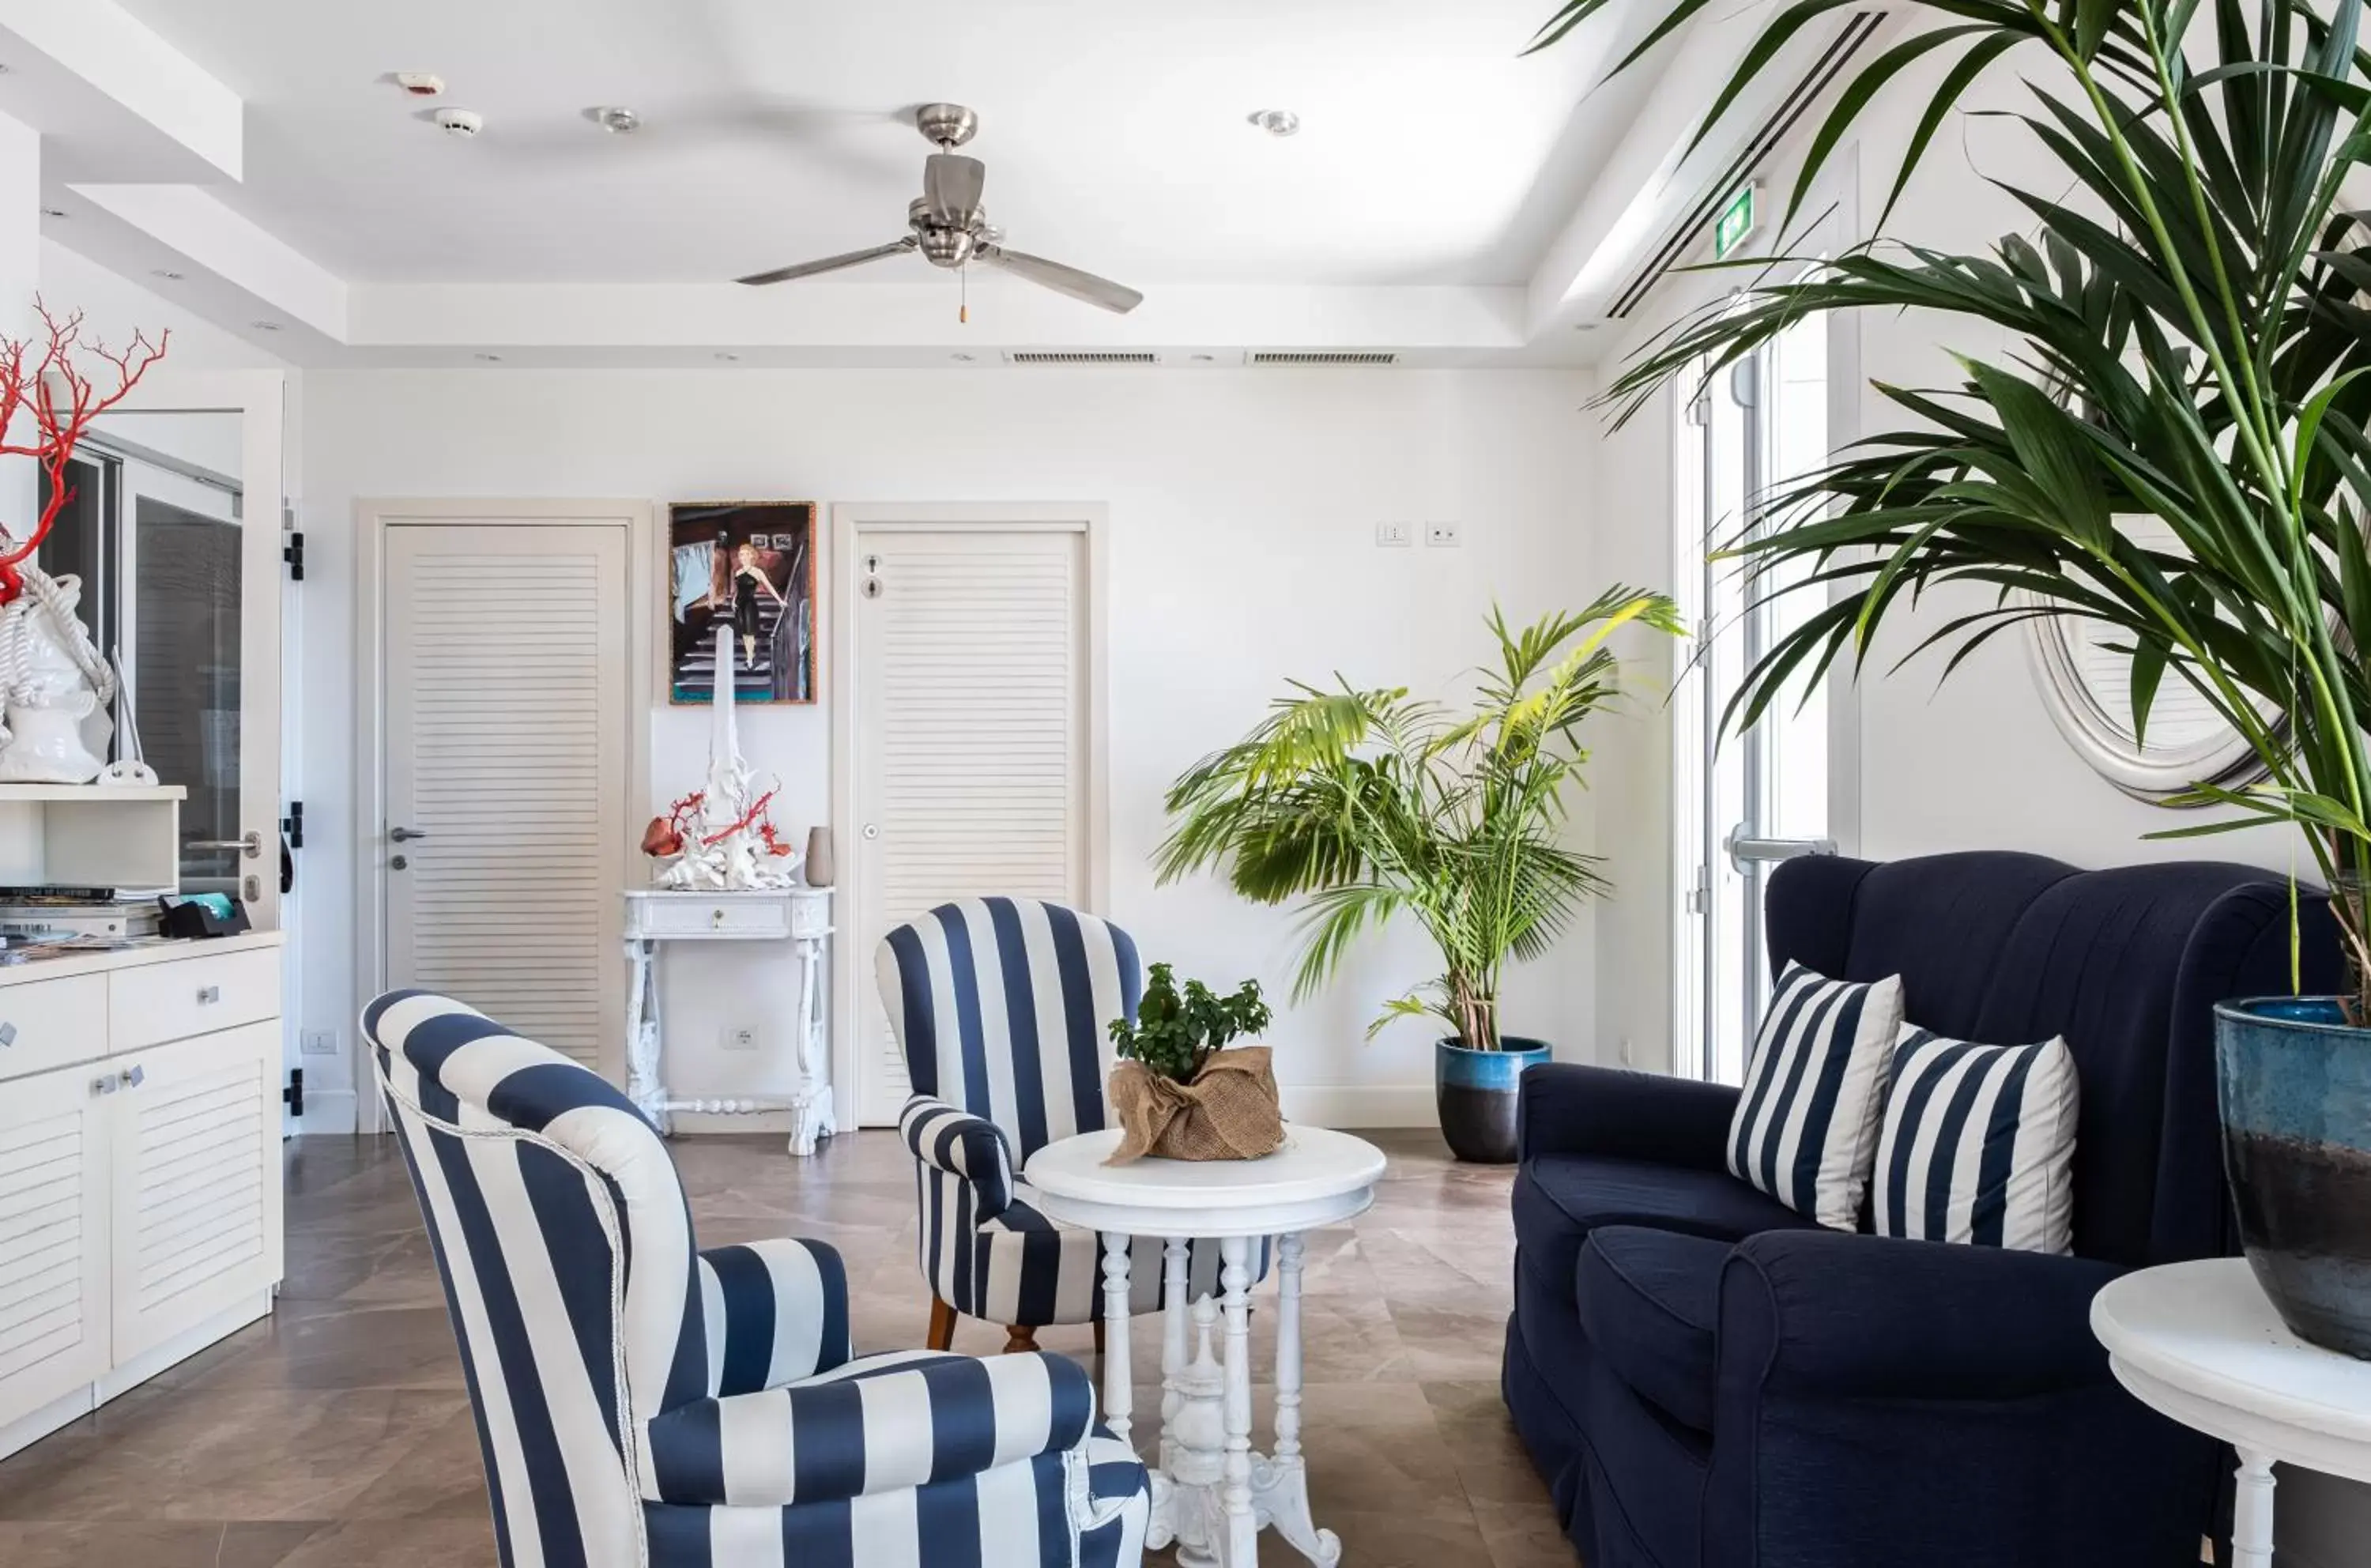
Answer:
[951,352,976,363]
[473,352,503,362]
[1248,109,1300,137]
[150,269,184,281]
[40,207,66,220]
[1189,352,1216,363]
[714,352,741,362]
[251,320,283,332]
[594,106,640,134]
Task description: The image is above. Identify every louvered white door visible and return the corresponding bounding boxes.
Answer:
[0,1065,109,1430]
[853,526,1089,1121]
[108,1022,282,1365]
[384,524,629,1075]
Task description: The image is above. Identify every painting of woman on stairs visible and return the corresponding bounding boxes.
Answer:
[667,499,816,704]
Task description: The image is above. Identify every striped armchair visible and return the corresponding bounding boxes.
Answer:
[877,898,1264,1353]
[366,989,1150,1568]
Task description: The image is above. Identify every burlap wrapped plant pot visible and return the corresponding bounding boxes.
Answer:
[1106,1046,1284,1163]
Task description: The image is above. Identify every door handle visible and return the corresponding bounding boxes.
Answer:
[1724,829,1837,872]
[189,831,264,859]
[389,826,429,843]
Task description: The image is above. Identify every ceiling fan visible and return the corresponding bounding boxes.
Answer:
[734,103,1144,315]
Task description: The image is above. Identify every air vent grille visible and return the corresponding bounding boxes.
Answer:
[1004,351,1160,366]
[1251,352,1399,367]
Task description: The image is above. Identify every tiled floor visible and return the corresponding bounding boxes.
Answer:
[0,1128,1570,1568]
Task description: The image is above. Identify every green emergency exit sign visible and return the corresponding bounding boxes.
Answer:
[1713,183,1758,260]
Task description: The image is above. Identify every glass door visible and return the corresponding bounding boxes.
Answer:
[1674,305,1836,1084]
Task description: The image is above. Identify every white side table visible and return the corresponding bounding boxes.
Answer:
[1026,1125,1388,1568]
[622,887,835,1155]
[2092,1258,2371,1566]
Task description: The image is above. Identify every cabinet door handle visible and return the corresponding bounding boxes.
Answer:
[197,985,221,1004]
[89,1076,117,1096]
[119,1065,145,1090]
[0,1022,16,1047]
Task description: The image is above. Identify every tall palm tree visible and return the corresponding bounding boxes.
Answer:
[1155,590,1683,1048]
[1533,0,2371,1009]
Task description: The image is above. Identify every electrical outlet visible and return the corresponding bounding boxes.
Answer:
[1426,521,1462,548]
[1375,520,1413,548]
[300,1029,337,1057]
[1619,1037,1634,1067]
[723,1024,760,1052]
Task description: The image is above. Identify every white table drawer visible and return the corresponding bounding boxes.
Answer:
[0,974,107,1084]
[628,895,795,941]
[108,948,279,1051]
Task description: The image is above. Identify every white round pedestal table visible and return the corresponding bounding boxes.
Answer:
[2091,1258,2371,1566]
[1025,1125,1387,1568]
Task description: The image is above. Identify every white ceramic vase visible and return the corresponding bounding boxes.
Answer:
[0,574,107,784]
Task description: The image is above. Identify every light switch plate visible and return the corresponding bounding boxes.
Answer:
[301,1029,337,1057]
[724,1025,760,1052]
[1376,521,1413,548]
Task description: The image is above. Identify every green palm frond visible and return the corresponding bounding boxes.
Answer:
[1532,0,2371,1001]
[1156,596,1682,1046]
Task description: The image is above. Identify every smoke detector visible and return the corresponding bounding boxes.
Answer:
[394,72,445,97]
[435,107,484,138]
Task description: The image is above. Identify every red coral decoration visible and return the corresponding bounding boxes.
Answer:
[701,786,778,848]
[0,303,168,605]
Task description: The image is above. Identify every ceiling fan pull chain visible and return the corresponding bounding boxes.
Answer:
[960,263,969,325]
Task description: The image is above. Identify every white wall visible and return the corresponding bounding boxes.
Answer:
[296,366,1602,1133]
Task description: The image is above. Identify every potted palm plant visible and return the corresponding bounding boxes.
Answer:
[1529,1,2371,1348]
[1155,590,1683,1161]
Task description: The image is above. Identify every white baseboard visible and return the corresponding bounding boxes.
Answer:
[1277,1084,1437,1129]
[297,1087,360,1135]
[669,1110,796,1136]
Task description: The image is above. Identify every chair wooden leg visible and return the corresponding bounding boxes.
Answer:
[1004,1323,1040,1353]
[927,1297,958,1351]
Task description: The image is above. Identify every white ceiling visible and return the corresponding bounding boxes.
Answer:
[104,0,1655,290]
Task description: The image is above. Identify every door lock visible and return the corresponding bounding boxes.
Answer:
[390,854,409,871]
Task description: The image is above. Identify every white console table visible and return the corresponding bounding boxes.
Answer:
[622,887,835,1155]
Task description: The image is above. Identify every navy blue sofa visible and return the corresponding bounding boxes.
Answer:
[1502,850,2343,1568]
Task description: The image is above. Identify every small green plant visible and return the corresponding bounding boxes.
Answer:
[1110,963,1272,1084]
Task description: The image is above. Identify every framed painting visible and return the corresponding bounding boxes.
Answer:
[666,500,817,704]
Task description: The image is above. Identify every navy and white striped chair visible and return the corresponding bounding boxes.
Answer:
[366,989,1149,1568]
[878,898,1265,1353]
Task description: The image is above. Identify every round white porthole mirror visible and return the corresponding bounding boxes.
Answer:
[2022,516,2272,802]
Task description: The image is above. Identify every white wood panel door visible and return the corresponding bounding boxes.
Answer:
[383,522,631,1076]
[851,524,1092,1122]
[0,1065,110,1429]
[108,1022,282,1365]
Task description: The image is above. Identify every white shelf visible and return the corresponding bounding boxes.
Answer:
[0,784,187,803]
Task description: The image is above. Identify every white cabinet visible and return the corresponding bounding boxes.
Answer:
[0,937,284,1458]
[0,1065,111,1427]
[108,1022,281,1364]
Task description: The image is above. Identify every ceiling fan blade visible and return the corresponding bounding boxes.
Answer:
[924,153,986,223]
[736,236,916,286]
[977,246,1144,314]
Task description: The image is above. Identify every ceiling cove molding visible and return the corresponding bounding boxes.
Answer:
[0,0,242,179]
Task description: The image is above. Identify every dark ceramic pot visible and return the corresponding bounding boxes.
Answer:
[2215,997,2371,1358]
[1436,1038,1551,1164]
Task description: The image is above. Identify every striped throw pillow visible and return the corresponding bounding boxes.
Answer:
[1727,963,1907,1229]
[1874,1029,2081,1253]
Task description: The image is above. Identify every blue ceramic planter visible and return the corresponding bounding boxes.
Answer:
[1436,1037,1551,1163]
[2215,997,2371,1358]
